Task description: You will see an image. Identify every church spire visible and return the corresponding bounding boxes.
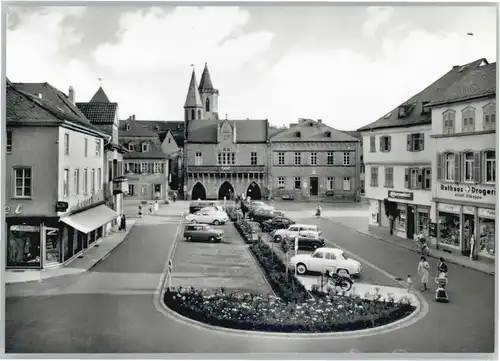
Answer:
[199,62,215,91]
[90,86,110,102]
[184,68,202,108]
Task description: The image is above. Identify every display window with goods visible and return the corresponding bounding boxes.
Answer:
[396,205,406,232]
[438,212,461,248]
[417,211,430,235]
[478,218,495,258]
[7,225,41,268]
[45,227,61,265]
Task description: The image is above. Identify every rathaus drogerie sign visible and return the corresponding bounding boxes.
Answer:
[438,183,496,203]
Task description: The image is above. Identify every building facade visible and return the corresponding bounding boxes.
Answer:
[269,118,361,202]
[119,118,169,201]
[76,86,128,232]
[428,60,496,261]
[6,81,117,270]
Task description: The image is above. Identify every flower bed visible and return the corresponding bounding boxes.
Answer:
[164,286,416,333]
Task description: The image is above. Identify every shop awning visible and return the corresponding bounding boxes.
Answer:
[60,204,119,234]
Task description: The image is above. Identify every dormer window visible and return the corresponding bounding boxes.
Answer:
[325,131,332,138]
[142,143,149,152]
[295,131,301,138]
[309,122,314,127]
[154,125,160,130]
[421,101,430,115]
[126,124,131,131]
[128,143,134,151]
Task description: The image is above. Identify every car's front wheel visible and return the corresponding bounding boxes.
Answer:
[296,263,307,275]
[213,220,220,225]
[209,236,216,243]
[311,243,319,250]
[186,236,192,242]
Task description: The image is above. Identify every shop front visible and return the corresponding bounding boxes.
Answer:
[435,181,496,260]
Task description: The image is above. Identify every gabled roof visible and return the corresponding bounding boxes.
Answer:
[123,138,168,160]
[90,86,111,102]
[7,82,104,136]
[357,58,489,132]
[119,119,160,138]
[341,130,362,140]
[13,82,89,122]
[119,119,185,146]
[184,70,202,108]
[76,102,118,124]
[427,62,496,107]
[186,118,268,143]
[270,119,359,142]
[199,63,215,91]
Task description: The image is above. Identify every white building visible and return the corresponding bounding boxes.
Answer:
[428,59,496,261]
[358,59,490,244]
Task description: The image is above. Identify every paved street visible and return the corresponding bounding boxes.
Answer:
[5,204,494,353]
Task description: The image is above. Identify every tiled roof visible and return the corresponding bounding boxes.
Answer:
[427,62,496,107]
[13,82,89,122]
[357,58,489,132]
[186,118,268,143]
[123,139,168,159]
[184,70,202,108]
[120,119,185,146]
[199,63,215,91]
[76,102,118,124]
[90,86,111,102]
[341,130,362,139]
[6,82,103,134]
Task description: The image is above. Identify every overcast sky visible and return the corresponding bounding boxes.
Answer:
[6,5,497,130]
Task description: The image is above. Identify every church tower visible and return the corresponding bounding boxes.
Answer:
[198,63,219,120]
[184,69,203,121]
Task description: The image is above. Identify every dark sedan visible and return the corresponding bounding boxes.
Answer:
[262,216,296,232]
[285,230,325,250]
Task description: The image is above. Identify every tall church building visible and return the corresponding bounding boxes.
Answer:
[183,63,270,201]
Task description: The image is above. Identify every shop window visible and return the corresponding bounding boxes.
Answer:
[379,136,391,152]
[295,152,302,165]
[384,167,393,187]
[479,217,495,258]
[407,133,424,152]
[370,166,378,187]
[417,211,429,235]
[7,225,41,268]
[250,152,257,166]
[278,177,285,188]
[369,136,376,152]
[45,227,61,265]
[443,110,456,134]
[444,153,455,181]
[484,150,496,183]
[294,177,301,190]
[310,152,318,165]
[461,107,475,133]
[438,212,460,248]
[396,205,406,233]
[13,167,32,198]
[326,152,334,165]
[483,102,496,131]
[463,152,474,183]
[327,177,334,190]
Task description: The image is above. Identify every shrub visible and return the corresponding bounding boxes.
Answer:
[164,287,416,333]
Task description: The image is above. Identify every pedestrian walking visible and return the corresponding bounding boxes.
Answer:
[149,202,153,215]
[406,274,413,292]
[120,214,127,231]
[154,200,159,215]
[417,256,430,291]
[138,204,143,218]
[173,192,177,203]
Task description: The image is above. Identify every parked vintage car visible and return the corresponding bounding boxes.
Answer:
[189,201,219,214]
[289,247,362,276]
[250,208,276,223]
[183,224,224,243]
[286,230,325,250]
[261,216,296,232]
[272,224,321,242]
[185,209,229,225]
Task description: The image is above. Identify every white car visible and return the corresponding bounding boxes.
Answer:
[273,224,321,242]
[185,209,229,225]
[199,205,224,212]
[289,247,362,277]
[250,201,274,211]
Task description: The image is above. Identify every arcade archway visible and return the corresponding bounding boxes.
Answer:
[218,181,234,200]
[246,182,262,200]
[191,182,207,200]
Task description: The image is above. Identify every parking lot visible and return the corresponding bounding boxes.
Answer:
[171,222,273,295]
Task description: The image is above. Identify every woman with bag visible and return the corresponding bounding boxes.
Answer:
[417,256,430,291]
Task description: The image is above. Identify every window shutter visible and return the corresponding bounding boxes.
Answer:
[379,137,383,152]
[417,168,423,189]
[407,134,412,151]
[474,152,481,183]
[387,136,391,151]
[419,133,424,151]
[454,153,460,182]
[437,153,443,180]
[404,168,409,188]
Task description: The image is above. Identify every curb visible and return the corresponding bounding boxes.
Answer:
[356,229,495,276]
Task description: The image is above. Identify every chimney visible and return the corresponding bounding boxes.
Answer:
[317,119,322,124]
[68,86,75,104]
[129,114,136,121]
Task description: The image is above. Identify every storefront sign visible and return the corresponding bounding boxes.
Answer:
[437,182,496,203]
[438,203,461,214]
[463,206,475,215]
[478,208,495,219]
[73,191,103,211]
[5,204,24,215]
[388,190,414,201]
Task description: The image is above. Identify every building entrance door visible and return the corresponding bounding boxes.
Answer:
[462,214,474,256]
[309,177,319,196]
[407,206,415,239]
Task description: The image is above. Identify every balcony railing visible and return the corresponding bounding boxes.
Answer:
[187,165,266,173]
